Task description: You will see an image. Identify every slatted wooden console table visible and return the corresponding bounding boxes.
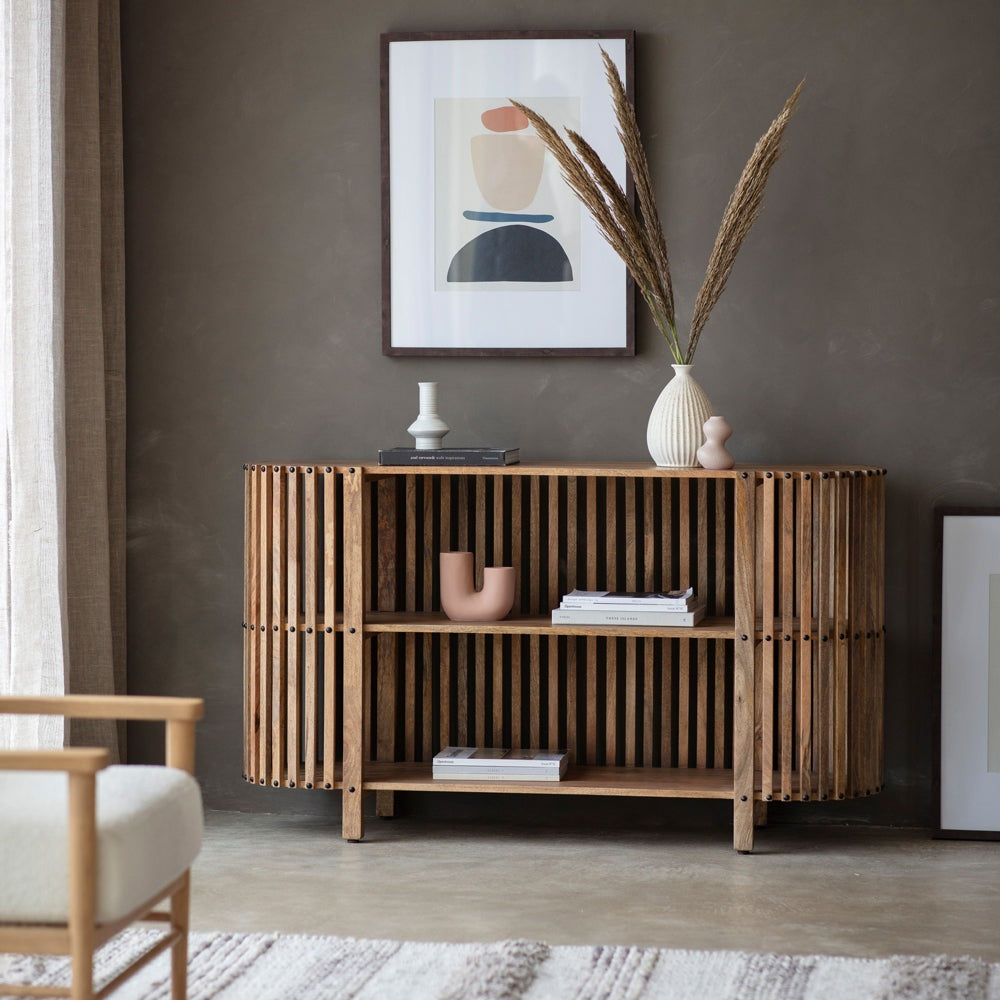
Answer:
[243,462,885,852]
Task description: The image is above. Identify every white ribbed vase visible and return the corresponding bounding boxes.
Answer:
[407,381,450,450]
[646,365,713,468]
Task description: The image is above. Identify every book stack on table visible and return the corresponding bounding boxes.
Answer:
[378,447,520,466]
[551,588,705,627]
[432,747,569,781]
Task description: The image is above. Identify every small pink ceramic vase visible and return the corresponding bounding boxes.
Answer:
[696,415,735,470]
[439,552,515,622]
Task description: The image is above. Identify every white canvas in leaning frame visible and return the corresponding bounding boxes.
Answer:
[940,514,1000,832]
[388,36,629,351]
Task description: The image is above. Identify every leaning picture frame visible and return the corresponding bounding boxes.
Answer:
[933,507,1000,839]
[380,30,635,357]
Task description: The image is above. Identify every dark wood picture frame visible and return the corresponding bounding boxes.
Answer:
[933,505,1000,840]
[381,29,636,357]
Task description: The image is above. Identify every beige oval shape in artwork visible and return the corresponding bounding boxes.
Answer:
[481,106,530,132]
[470,134,545,212]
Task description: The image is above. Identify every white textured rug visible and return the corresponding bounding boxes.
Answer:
[2,929,998,999]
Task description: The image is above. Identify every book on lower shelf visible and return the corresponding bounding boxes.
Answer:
[551,603,706,627]
[560,587,695,610]
[378,447,520,466]
[432,746,569,781]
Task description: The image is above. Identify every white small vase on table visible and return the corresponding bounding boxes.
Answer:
[646,364,713,468]
[407,381,450,450]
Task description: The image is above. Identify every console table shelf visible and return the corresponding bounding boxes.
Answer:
[362,762,736,798]
[361,611,736,639]
[243,461,886,852]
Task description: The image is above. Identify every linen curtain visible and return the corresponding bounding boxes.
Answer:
[1,0,125,755]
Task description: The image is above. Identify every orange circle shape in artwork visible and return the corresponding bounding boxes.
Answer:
[481,105,530,132]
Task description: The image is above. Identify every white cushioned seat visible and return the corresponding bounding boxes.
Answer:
[0,765,202,924]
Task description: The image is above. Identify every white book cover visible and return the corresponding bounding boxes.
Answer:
[433,747,569,781]
[433,747,566,767]
[551,603,706,627]
[561,588,694,608]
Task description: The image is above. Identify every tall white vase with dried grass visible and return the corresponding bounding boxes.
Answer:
[514,60,802,467]
[647,365,713,467]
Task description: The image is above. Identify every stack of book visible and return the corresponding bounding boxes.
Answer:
[378,447,520,466]
[551,587,705,627]
[432,747,569,781]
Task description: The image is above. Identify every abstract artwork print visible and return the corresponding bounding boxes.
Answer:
[434,98,581,292]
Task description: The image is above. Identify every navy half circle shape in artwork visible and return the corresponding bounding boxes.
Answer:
[446,225,573,283]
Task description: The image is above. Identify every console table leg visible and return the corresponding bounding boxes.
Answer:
[376,791,395,818]
[342,466,366,842]
[754,800,768,827]
[734,798,755,853]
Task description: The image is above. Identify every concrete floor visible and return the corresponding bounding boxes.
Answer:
[190,810,1000,960]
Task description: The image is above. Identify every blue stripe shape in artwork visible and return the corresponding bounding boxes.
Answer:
[463,210,555,224]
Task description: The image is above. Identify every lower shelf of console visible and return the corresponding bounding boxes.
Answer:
[363,763,735,798]
[260,764,830,802]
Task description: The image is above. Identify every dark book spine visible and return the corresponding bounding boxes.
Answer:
[379,454,510,466]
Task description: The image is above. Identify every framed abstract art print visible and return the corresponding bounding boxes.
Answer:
[381,30,635,356]
[934,507,1000,839]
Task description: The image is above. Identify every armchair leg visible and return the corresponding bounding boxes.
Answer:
[68,772,98,1000]
[171,871,191,1000]
[70,942,95,1000]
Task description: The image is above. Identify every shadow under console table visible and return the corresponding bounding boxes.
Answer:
[243,461,885,852]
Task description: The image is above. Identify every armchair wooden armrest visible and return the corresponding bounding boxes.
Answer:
[0,747,109,773]
[0,695,204,774]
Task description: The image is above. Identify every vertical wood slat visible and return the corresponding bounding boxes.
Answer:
[798,472,813,800]
[833,473,850,799]
[816,472,832,799]
[586,478,597,764]
[476,478,488,747]
[643,481,655,767]
[246,468,259,781]
[286,469,300,785]
[625,639,637,767]
[492,478,503,746]
[528,477,541,746]
[341,467,364,840]
[404,479,417,758]
[780,473,794,800]
[853,472,870,796]
[867,472,879,793]
[423,477,435,759]
[271,468,286,786]
[323,469,338,789]
[851,473,864,796]
[876,471,886,788]
[440,482,452,749]
[376,479,397,773]
[661,480,672,768]
[548,476,560,748]
[696,481,709,769]
[303,469,317,788]
[258,468,272,786]
[733,472,756,852]
[510,477,523,747]
[760,473,776,800]
[677,479,690,768]
[605,479,617,765]
[565,478,578,757]
[715,481,728,767]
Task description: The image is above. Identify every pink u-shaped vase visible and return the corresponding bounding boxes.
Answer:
[439,552,515,622]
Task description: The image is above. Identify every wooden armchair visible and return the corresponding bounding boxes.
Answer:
[0,695,204,1000]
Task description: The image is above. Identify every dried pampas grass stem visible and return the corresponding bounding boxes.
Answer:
[513,55,802,365]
